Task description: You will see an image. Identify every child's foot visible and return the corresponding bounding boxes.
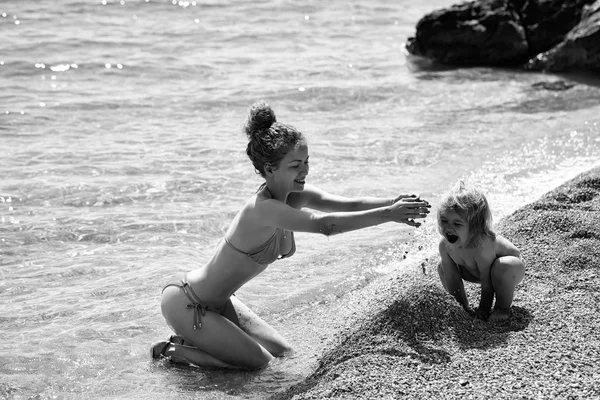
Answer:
[474,307,490,321]
[489,308,512,322]
[150,341,171,360]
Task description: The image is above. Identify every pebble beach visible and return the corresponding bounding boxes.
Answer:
[272,166,600,400]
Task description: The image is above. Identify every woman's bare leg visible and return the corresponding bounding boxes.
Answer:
[166,310,274,370]
[224,295,293,357]
[160,287,278,370]
[158,342,237,369]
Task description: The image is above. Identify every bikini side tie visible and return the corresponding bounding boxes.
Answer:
[162,277,224,331]
[186,302,207,331]
[180,281,222,331]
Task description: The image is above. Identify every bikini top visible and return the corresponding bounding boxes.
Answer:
[224,228,296,265]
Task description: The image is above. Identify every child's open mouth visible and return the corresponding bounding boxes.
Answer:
[445,233,459,243]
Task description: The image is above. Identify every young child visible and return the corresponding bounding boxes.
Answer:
[436,182,525,322]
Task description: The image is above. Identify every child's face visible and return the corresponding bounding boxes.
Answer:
[438,210,469,246]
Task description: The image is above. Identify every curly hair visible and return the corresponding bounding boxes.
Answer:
[438,181,496,247]
[243,101,305,178]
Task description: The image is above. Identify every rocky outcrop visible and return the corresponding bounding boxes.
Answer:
[526,1,600,71]
[405,0,600,72]
[405,0,531,66]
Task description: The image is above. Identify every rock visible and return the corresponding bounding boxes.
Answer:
[405,0,600,71]
[522,0,595,55]
[525,0,600,71]
[405,0,530,66]
[531,80,576,90]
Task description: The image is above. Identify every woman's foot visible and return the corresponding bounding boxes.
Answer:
[150,341,171,360]
[169,335,185,345]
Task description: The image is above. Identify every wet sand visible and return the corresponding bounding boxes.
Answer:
[272,166,600,399]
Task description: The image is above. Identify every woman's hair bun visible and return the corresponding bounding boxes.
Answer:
[244,101,276,138]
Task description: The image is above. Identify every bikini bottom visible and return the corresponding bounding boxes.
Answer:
[162,274,224,331]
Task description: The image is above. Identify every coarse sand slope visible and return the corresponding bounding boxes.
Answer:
[272,166,600,400]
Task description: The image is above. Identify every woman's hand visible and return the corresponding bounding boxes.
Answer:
[388,196,431,227]
[391,193,421,204]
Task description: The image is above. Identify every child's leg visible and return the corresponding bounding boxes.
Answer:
[490,256,525,310]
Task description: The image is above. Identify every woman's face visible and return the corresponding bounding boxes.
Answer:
[272,143,309,193]
[438,209,469,247]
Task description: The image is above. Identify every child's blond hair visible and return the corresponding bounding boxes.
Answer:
[438,181,496,247]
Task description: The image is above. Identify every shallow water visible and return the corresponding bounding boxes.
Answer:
[1,0,600,399]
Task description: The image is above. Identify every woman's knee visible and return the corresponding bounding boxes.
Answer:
[268,342,293,357]
[238,347,274,370]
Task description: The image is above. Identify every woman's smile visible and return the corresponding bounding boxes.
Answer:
[273,143,309,191]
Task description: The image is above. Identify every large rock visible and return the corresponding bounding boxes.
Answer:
[526,0,600,71]
[405,0,600,71]
[523,0,595,55]
[405,0,530,66]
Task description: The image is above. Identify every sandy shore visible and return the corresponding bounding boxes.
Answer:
[272,166,600,400]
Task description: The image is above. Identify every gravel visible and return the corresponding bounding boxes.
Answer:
[271,167,600,400]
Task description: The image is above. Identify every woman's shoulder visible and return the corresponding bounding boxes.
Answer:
[236,192,269,222]
[287,183,322,209]
[231,193,277,234]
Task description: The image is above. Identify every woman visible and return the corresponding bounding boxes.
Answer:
[152,101,431,370]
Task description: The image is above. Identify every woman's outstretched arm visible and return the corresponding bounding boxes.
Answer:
[255,191,430,236]
[288,183,424,213]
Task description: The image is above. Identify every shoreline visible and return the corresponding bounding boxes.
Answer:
[272,166,600,399]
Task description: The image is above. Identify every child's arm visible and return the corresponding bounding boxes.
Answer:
[439,241,471,312]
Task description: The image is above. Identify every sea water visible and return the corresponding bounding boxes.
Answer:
[1,0,599,399]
